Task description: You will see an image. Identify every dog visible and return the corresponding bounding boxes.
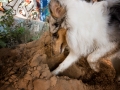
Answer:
[48,0,120,75]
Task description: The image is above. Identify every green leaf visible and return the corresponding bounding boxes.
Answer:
[0,40,6,48]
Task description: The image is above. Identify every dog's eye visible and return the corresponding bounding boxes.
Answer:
[52,32,59,39]
[54,22,59,27]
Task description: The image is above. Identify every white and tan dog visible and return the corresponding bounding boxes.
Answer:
[49,0,120,75]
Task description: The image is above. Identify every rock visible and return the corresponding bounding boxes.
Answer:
[29,67,34,72]
[27,70,32,75]
[18,79,28,89]
[34,67,37,70]
[9,71,15,75]
[40,70,52,79]
[32,70,40,78]
[15,62,21,66]
[24,74,32,80]
[50,76,57,87]
[5,77,9,81]
[11,75,17,80]
[37,66,42,71]
[9,79,12,83]
[33,79,50,90]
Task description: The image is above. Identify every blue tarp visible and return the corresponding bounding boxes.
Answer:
[40,0,50,21]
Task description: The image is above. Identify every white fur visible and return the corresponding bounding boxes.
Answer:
[52,0,117,75]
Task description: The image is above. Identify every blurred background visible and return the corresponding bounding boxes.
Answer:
[0,0,50,48]
[0,0,50,21]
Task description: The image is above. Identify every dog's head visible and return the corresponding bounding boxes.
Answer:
[52,28,67,54]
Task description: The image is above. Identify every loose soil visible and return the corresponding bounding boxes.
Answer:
[0,31,120,90]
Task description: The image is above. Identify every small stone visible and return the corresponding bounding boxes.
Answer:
[34,67,37,70]
[15,62,21,66]
[50,76,57,87]
[11,75,17,80]
[5,77,8,81]
[9,79,12,83]
[32,70,40,78]
[18,79,28,89]
[41,64,49,70]
[24,74,32,80]
[37,66,42,71]
[33,79,50,90]
[40,70,52,79]
[9,71,15,75]
[27,70,32,75]
[29,67,34,72]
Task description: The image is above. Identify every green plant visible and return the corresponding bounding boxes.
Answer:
[0,9,25,48]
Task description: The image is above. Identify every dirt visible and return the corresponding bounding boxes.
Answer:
[0,31,120,90]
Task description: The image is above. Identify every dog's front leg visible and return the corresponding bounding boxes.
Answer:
[52,52,79,75]
[87,43,116,72]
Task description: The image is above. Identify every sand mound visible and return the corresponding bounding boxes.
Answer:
[0,31,119,90]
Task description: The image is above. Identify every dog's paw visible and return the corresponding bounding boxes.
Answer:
[52,69,60,75]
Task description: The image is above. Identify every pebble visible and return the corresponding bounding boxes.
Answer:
[32,70,40,78]
[11,75,17,80]
[34,67,37,70]
[50,76,57,87]
[18,79,28,89]
[27,70,32,75]
[9,79,12,83]
[24,74,32,80]
[37,66,42,71]
[29,67,33,72]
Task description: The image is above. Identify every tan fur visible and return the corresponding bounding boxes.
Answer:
[54,28,67,54]
[50,0,66,19]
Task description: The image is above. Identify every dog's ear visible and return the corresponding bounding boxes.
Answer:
[49,0,66,19]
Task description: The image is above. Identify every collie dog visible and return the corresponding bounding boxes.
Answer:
[48,0,120,75]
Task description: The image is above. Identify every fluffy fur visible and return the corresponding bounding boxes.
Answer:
[49,0,120,75]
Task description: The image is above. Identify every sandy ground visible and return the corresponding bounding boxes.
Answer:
[0,31,120,90]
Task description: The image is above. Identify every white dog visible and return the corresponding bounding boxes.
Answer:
[49,0,120,75]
